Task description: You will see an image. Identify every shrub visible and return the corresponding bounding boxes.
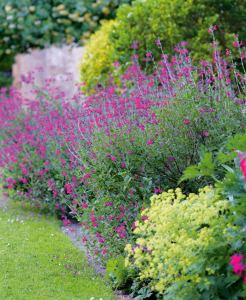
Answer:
[0,54,14,87]
[125,186,245,299]
[0,77,83,219]
[80,0,246,90]
[80,20,118,93]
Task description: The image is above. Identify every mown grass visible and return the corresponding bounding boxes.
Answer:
[0,200,115,300]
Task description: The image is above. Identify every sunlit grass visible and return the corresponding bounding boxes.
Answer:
[0,200,114,300]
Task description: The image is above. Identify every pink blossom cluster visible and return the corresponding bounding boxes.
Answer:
[0,41,245,260]
[230,254,246,284]
[240,158,246,179]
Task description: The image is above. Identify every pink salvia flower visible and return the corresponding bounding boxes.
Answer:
[62,218,71,226]
[183,118,190,125]
[146,139,154,145]
[102,249,108,255]
[81,202,88,209]
[230,254,246,275]
[110,155,117,162]
[240,157,246,178]
[121,162,126,168]
[64,183,72,194]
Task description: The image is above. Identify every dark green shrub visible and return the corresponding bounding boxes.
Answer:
[0,55,14,87]
[0,0,132,87]
[0,0,132,55]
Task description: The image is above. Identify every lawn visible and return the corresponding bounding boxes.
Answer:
[0,200,115,300]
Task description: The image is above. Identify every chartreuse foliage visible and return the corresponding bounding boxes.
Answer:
[80,20,118,93]
[80,0,246,91]
[125,187,245,299]
[0,200,115,300]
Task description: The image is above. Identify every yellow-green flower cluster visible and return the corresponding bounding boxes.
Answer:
[125,187,234,296]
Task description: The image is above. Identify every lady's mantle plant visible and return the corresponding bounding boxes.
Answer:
[125,186,243,299]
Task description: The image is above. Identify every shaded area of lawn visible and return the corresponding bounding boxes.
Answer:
[0,200,115,300]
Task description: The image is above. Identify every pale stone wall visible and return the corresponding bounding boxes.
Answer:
[12,45,84,99]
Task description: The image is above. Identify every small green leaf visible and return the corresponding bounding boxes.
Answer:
[217,151,236,164]
[179,165,200,183]
[179,152,215,183]
[227,132,246,152]
[199,152,214,176]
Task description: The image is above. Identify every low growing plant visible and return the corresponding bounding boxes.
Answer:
[126,186,246,299]
[105,256,130,289]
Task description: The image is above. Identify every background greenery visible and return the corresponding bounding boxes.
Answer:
[0,0,132,87]
[81,0,246,92]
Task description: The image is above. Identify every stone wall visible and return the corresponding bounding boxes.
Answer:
[12,45,84,99]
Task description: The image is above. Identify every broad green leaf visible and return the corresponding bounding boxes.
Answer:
[199,152,214,176]
[217,151,236,164]
[227,132,246,152]
[179,165,200,182]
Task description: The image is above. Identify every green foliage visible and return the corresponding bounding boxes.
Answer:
[180,133,246,223]
[180,131,246,236]
[105,256,129,289]
[0,0,132,87]
[227,132,246,152]
[0,71,12,87]
[130,283,153,300]
[125,186,245,299]
[81,0,246,90]
[180,132,246,184]
[0,0,131,55]
[0,200,115,300]
[180,152,216,182]
[0,54,14,87]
